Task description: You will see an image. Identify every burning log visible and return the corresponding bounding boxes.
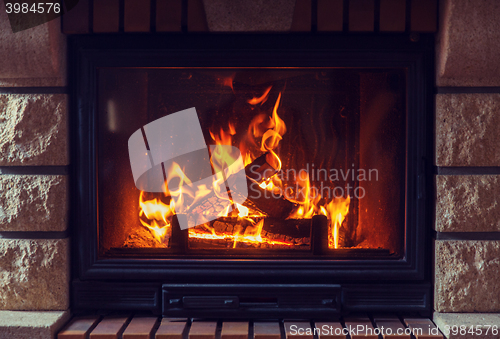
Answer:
[189,195,231,218]
[238,152,295,218]
[312,215,328,255]
[239,181,295,218]
[263,218,311,238]
[245,152,279,182]
[187,217,311,250]
[187,152,295,219]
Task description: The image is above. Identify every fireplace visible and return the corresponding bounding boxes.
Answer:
[71,34,433,317]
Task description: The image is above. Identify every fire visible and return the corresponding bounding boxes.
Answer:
[283,170,351,248]
[188,219,294,248]
[209,122,240,178]
[164,162,212,214]
[238,89,287,167]
[217,202,256,218]
[324,196,351,249]
[260,92,285,172]
[232,219,264,248]
[141,219,170,244]
[137,85,351,249]
[240,113,266,166]
[248,86,272,105]
[286,170,321,218]
[139,191,173,244]
[261,92,286,151]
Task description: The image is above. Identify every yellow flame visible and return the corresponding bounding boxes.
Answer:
[325,196,351,249]
[235,203,249,218]
[138,192,173,243]
[139,191,174,222]
[217,204,233,218]
[139,219,171,243]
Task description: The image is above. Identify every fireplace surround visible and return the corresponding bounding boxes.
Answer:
[2,0,500,337]
[70,34,433,317]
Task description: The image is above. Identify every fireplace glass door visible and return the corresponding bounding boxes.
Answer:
[97,67,406,258]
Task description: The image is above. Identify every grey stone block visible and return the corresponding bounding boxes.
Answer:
[436,175,500,232]
[435,94,500,167]
[0,239,69,310]
[435,240,500,313]
[0,175,68,232]
[0,94,68,166]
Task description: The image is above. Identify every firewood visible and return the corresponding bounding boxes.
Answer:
[186,151,295,219]
[238,178,295,218]
[244,152,278,183]
[241,152,295,218]
[263,218,311,238]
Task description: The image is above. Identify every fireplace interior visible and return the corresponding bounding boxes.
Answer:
[98,67,406,258]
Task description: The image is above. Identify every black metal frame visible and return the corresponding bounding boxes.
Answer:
[70,34,434,317]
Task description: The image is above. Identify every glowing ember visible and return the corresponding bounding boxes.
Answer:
[188,220,294,248]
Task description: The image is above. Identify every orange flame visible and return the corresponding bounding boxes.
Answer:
[248,86,272,105]
[239,113,266,166]
[260,92,286,172]
[286,171,321,218]
[209,123,240,176]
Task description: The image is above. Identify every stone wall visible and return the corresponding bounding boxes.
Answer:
[0,9,70,339]
[434,0,500,334]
